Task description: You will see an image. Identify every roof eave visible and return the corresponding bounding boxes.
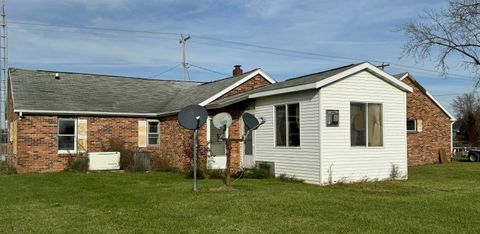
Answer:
[198,68,276,106]
[15,109,159,117]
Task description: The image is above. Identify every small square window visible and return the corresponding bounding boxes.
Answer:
[407,119,416,132]
[326,110,339,127]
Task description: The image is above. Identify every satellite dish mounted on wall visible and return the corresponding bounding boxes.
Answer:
[212,112,233,131]
[242,112,264,131]
[178,104,208,130]
[177,104,208,192]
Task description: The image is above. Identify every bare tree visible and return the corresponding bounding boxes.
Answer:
[401,0,480,82]
[452,92,480,145]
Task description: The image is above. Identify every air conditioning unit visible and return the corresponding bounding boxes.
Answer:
[88,152,120,171]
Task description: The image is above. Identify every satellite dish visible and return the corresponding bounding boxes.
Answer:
[178,105,208,130]
[212,112,233,130]
[242,112,260,130]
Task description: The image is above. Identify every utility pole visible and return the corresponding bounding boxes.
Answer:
[179,34,190,81]
[0,0,7,131]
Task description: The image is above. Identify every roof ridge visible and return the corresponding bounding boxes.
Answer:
[284,63,361,82]
[200,68,259,85]
[8,67,204,84]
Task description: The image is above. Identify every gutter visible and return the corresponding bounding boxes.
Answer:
[15,109,159,117]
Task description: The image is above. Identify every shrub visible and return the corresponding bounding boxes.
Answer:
[234,165,274,179]
[64,156,89,173]
[150,153,177,172]
[277,174,304,183]
[101,138,135,171]
[0,160,16,175]
[390,163,400,180]
[184,141,210,179]
[206,169,224,179]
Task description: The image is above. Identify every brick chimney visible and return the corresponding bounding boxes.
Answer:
[232,65,243,76]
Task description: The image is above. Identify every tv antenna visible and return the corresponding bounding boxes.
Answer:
[0,0,7,130]
[178,104,208,192]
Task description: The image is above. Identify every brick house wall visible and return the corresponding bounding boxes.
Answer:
[402,76,453,165]
[8,74,271,173]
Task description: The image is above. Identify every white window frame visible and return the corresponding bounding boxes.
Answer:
[350,102,384,148]
[58,118,77,154]
[274,103,300,147]
[147,120,160,146]
[407,119,417,133]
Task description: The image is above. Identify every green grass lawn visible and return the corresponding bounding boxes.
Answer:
[0,163,480,233]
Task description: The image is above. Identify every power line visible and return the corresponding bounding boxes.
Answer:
[187,63,230,76]
[148,63,181,78]
[10,21,182,36]
[8,20,478,81]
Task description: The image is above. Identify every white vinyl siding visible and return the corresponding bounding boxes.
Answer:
[320,71,407,184]
[255,90,321,184]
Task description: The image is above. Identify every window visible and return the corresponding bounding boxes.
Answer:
[58,119,76,152]
[350,103,383,147]
[210,118,226,156]
[275,103,300,147]
[407,119,416,132]
[326,110,339,127]
[244,124,253,155]
[147,121,160,146]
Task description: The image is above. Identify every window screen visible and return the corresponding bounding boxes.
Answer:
[275,105,287,146]
[58,119,75,151]
[407,119,416,131]
[368,104,383,147]
[350,103,366,146]
[210,119,226,156]
[288,104,300,146]
[147,121,159,146]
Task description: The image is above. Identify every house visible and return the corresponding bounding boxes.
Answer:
[7,62,416,185]
[6,65,275,173]
[393,73,456,165]
[244,62,413,184]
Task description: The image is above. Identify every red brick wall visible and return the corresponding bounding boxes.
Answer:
[220,74,271,98]
[403,77,452,165]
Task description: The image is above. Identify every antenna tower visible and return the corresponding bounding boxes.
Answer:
[0,0,7,130]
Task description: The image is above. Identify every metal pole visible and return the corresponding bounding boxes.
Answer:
[182,38,186,81]
[179,35,190,81]
[193,128,197,192]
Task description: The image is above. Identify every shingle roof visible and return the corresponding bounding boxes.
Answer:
[393,72,408,79]
[9,68,257,115]
[207,63,360,104]
[248,63,359,93]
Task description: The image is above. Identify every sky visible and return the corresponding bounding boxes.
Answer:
[6,0,478,116]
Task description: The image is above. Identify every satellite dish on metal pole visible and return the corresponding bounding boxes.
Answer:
[178,104,208,192]
[212,112,233,131]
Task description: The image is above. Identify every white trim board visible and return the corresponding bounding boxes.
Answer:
[199,68,276,107]
[250,62,413,99]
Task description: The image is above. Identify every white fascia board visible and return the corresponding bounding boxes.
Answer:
[425,91,456,121]
[249,83,316,98]
[15,109,158,117]
[198,68,276,107]
[315,62,413,93]
[398,73,409,81]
